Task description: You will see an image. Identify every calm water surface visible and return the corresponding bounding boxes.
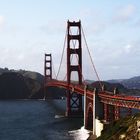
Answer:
[0,100,90,140]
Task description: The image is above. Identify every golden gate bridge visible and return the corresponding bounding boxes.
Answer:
[44,20,140,136]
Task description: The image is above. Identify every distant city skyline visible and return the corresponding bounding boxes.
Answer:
[0,0,140,80]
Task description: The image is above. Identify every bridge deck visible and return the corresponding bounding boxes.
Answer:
[46,81,140,109]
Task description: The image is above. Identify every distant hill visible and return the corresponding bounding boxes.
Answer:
[107,76,140,89]
[121,76,140,89]
[89,81,128,93]
[107,79,124,83]
[84,79,95,84]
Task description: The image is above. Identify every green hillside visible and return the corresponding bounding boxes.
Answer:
[97,113,140,140]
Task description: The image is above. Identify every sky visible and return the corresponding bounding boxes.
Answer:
[0,0,140,80]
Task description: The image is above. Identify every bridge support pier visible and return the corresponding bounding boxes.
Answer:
[93,89,96,136]
[84,87,96,133]
[127,108,132,116]
[104,103,109,122]
[114,106,120,120]
[84,86,87,127]
[113,88,120,120]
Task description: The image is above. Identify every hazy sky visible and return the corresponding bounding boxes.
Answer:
[0,0,140,80]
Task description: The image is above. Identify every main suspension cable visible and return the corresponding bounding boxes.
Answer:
[56,28,67,80]
[81,25,103,88]
[62,33,76,81]
[52,57,57,79]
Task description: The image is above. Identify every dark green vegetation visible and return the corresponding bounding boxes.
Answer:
[0,68,44,99]
[0,68,66,99]
[97,113,140,140]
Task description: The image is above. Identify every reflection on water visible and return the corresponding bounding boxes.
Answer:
[0,99,89,140]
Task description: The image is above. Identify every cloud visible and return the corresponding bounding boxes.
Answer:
[122,41,140,56]
[124,44,133,53]
[92,23,106,34]
[0,16,5,29]
[111,65,120,70]
[113,4,136,23]
[87,39,140,80]
[135,19,140,27]
[40,20,65,35]
[77,7,108,35]
[0,42,47,74]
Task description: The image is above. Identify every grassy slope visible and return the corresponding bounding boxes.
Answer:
[97,113,140,140]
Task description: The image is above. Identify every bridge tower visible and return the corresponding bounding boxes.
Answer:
[44,53,52,82]
[66,20,83,117]
[44,53,52,98]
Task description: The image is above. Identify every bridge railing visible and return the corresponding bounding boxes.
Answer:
[99,91,140,110]
[99,91,140,102]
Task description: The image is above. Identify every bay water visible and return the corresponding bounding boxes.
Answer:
[0,99,90,140]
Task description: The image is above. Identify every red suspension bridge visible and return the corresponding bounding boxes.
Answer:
[44,21,140,134]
